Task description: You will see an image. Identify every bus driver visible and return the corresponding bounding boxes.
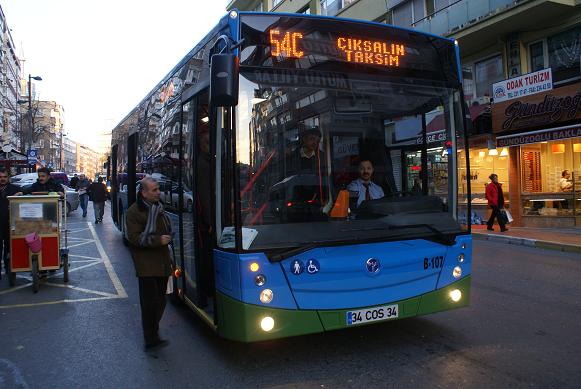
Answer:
[347,159,385,207]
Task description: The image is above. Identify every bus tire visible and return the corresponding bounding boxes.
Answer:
[63,254,69,283]
[8,272,16,287]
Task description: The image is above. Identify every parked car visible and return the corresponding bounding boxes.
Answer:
[50,172,70,187]
[10,173,38,187]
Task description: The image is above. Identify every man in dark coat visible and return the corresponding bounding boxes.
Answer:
[69,174,79,191]
[125,176,173,350]
[25,167,65,197]
[88,177,107,223]
[0,168,22,279]
[76,174,90,217]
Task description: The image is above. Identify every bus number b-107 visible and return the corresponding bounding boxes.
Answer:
[424,256,444,270]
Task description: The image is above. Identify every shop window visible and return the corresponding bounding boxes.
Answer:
[548,25,581,83]
[529,41,545,72]
[521,146,542,193]
[475,55,504,99]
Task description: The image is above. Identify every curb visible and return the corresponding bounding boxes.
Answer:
[473,232,581,254]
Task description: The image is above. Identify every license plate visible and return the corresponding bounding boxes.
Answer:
[346,305,398,326]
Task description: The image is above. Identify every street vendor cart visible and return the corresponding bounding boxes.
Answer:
[8,194,69,292]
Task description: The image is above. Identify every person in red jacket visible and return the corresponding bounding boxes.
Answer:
[485,173,508,232]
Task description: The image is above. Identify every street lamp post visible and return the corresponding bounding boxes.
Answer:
[27,74,42,151]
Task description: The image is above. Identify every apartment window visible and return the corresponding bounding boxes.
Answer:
[321,0,341,16]
[529,41,545,72]
[413,0,425,22]
[253,1,263,11]
[39,140,44,148]
[392,1,413,27]
[475,55,504,98]
[548,25,581,83]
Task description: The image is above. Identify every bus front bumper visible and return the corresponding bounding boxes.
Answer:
[216,276,471,342]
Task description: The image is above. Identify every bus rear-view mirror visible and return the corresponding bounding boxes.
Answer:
[210,54,239,107]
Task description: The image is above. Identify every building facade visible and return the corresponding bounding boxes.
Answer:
[76,143,101,179]
[62,136,77,174]
[22,100,66,170]
[0,5,22,151]
[228,0,581,227]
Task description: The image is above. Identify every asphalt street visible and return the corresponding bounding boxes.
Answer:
[1,204,580,388]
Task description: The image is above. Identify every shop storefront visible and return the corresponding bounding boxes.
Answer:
[492,81,581,227]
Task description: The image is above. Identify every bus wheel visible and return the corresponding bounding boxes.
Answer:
[8,272,16,287]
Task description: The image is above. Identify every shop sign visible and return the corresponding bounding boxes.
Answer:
[492,68,552,103]
[497,125,581,147]
[492,82,581,133]
[416,130,446,144]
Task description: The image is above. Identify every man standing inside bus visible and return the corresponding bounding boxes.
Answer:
[347,159,384,207]
[125,176,173,350]
[0,168,22,280]
[285,125,326,177]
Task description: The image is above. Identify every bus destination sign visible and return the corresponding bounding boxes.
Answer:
[269,29,406,67]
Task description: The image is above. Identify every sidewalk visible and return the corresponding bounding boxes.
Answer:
[472,225,581,253]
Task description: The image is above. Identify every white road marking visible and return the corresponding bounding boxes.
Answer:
[67,241,95,249]
[69,254,101,260]
[88,223,128,298]
[44,282,118,298]
[0,296,120,309]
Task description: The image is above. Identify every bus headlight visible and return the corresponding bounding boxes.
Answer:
[458,254,465,263]
[250,262,260,272]
[453,266,462,279]
[450,289,462,302]
[260,316,275,332]
[255,274,266,286]
[259,289,273,304]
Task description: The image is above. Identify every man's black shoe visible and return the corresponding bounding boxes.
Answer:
[145,339,169,351]
[486,226,494,231]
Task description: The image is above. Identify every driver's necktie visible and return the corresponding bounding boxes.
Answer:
[363,183,371,201]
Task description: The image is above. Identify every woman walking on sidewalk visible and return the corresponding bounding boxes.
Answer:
[485,173,508,232]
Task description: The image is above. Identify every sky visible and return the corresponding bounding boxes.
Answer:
[2,0,229,153]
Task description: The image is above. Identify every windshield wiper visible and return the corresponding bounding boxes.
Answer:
[340,223,456,245]
[386,223,456,245]
[268,242,326,261]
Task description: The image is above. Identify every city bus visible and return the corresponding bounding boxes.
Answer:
[110,10,472,342]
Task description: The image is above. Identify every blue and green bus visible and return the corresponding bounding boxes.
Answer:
[110,10,472,342]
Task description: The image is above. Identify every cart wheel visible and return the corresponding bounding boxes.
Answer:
[63,254,69,283]
[32,256,39,293]
[8,272,16,287]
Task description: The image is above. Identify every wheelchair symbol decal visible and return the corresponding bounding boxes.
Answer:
[306,259,320,274]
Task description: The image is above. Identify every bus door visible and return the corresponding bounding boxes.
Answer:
[181,89,212,309]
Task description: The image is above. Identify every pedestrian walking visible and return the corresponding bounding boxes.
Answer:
[69,174,79,190]
[125,177,173,350]
[76,174,90,217]
[485,173,508,232]
[88,177,107,224]
[0,168,22,280]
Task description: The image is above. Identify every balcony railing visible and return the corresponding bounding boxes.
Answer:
[412,0,522,37]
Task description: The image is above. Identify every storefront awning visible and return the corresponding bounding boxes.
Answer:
[496,123,581,147]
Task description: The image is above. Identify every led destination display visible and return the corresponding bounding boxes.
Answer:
[240,14,459,86]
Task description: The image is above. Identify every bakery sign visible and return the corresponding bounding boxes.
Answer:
[492,82,581,133]
[497,125,581,147]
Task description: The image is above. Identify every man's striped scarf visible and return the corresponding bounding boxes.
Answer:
[139,200,172,247]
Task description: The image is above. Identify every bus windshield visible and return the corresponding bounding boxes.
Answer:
[229,14,467,252]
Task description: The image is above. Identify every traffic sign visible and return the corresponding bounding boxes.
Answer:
[27,149,38,165]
